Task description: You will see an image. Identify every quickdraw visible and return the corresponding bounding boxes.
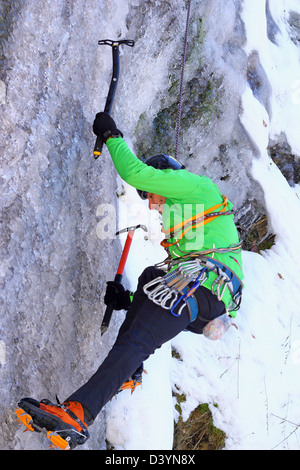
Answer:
[144,264,209,321]
[143,254,243,320]
[168,269,209,318]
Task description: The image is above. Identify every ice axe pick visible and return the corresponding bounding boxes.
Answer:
[93,38,134,159]
[101,224,147,335]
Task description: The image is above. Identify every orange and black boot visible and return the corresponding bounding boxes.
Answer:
[118,365,145,394]
[16,397,92,450]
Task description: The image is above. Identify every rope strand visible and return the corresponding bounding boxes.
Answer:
[175,0,192,160]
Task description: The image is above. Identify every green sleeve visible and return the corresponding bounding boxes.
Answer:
[106,137,199,199]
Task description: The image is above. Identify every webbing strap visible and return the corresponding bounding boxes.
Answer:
[61,404,88,432]
[170,280,201,322]
[162,196,233,248]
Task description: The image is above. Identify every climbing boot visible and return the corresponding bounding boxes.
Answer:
[16,397,92,450]
[118,365,146,394]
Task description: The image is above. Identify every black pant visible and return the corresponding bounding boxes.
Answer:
[67,266,225,420]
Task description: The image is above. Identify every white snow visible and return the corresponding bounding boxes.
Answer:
[105,0,300,451]
[2,0,300,452]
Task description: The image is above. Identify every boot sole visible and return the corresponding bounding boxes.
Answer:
[16,398,89,450]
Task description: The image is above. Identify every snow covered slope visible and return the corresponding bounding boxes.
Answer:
[0,0,300,451]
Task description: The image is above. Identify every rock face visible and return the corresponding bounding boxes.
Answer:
[0,0,298,450]
[0,0,124,450]
[131,0,268,229]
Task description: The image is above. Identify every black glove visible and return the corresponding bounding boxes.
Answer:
[104,281,131,310]
[93,112,123,143]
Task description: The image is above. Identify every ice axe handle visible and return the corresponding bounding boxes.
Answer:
[93,136,104,158]
[100,231,134,335]
[93,39,134,159]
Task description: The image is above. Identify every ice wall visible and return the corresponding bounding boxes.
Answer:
[0,0,132,450]
[0,0,299,450]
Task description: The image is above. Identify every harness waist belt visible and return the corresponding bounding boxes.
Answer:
[143,255,243,320]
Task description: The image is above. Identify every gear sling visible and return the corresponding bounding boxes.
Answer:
[144,195,243,323]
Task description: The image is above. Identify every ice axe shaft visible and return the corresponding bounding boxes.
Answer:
[101,224,147,335]
[93,39,134,159]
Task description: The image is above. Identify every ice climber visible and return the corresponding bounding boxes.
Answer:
[16,112,244,450]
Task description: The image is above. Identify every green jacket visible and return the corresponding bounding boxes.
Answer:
[107,137,244,311]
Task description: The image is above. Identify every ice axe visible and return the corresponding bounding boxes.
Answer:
[101,224,147,335]
[93,38,134,159]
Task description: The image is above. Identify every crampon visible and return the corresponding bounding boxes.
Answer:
[117,366,147,395]
[15,397,90,450]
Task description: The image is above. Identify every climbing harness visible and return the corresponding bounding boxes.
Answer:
[143,251,243,322]
[144,262,208,322]
[155,242,243,263]
[175,0,192,160]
